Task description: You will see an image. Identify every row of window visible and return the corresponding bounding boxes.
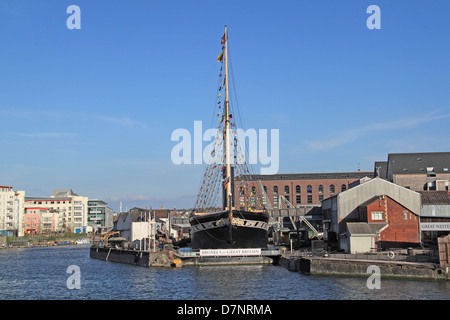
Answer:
[267,184,347,195]
[272,194,321,205]
[239,184,349,207]
[29,201,72,205]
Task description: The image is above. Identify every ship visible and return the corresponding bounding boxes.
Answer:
[189,26,270,250]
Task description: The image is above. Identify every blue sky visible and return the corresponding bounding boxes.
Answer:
[1,0,449,211]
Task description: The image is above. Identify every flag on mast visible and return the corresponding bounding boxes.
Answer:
[217,51,223,62]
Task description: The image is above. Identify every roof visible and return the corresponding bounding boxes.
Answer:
[114,208,172,224]
[347,222,387,236]
[323,177,422,218]
[387,152,450,175]
[418,191,450,205]
[88,199,108,205]
[358,195,384,208]
[238,171,374,181]
[51,189,78,198]
[129,207,171,219]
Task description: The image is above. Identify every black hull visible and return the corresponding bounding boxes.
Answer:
[190,210,269,249]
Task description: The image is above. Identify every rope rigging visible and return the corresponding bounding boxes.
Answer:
[193,32,266,213]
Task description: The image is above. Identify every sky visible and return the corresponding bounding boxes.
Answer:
[1,0,449,211]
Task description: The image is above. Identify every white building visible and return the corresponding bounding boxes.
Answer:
[114,211,153,249]
[0,185,25,237]
[24,189,89,233]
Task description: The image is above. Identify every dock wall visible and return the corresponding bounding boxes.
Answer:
[278,255,449,280]
[90,247,172,267]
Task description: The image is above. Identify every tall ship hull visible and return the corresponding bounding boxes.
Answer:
[190,210,269,249]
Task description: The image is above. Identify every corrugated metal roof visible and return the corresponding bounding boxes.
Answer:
[347,222,387,235]
[418,191,450,205]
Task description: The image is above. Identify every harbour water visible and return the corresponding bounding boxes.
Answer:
[0,245,449,300]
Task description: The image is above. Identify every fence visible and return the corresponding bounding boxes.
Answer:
[283,249,440,264]
[326,251,439,264]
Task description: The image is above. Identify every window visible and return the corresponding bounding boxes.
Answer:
[319,195,324,202]
[341,184,347,192]
[307,185,312,193]
[371,211,384,220]
[285,196,290,203]
[284,186,289,194]
[296,195,301,204]
[330,185,335,193]
[273,186,278,194]
[307,195,312,204]
[403,211,408,220]
[273,196,278,205]
[296,185,301,194]
[318,185,323,193]
[426,167,436,177]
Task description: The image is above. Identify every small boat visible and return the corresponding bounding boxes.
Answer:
[75,238,91,245]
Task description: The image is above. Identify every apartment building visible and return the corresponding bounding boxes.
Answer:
[24,208,57,234]
[24,189,88,233]
[0,185,25,237]
[375,152,450,191]
[88,199,114,233]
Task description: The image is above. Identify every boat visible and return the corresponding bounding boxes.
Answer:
[189,26,270,250]
[75,238,91,245]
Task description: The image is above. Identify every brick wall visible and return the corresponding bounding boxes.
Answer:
[235,177,363,208]
[365,196,420,247]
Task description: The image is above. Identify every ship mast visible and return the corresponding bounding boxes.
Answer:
[223,25,232,216]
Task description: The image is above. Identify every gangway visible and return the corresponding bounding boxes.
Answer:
[278,195,322,239]
[257,180,322,241]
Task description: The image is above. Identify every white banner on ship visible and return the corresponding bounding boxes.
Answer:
[199,248,262,257]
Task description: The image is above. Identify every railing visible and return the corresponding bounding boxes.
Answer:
[282,249,440,264]
[268,206,319,217]
[325,252,439,264]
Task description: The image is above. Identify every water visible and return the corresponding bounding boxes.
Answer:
[0,246,449,300]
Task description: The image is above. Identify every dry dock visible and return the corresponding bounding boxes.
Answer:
[174,248,280,266]
[90,246,281,267]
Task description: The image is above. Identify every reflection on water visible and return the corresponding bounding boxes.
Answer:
[0,246,448,300]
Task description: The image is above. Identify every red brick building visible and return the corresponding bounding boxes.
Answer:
[235,171,374,209]
[358,195,420,249]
